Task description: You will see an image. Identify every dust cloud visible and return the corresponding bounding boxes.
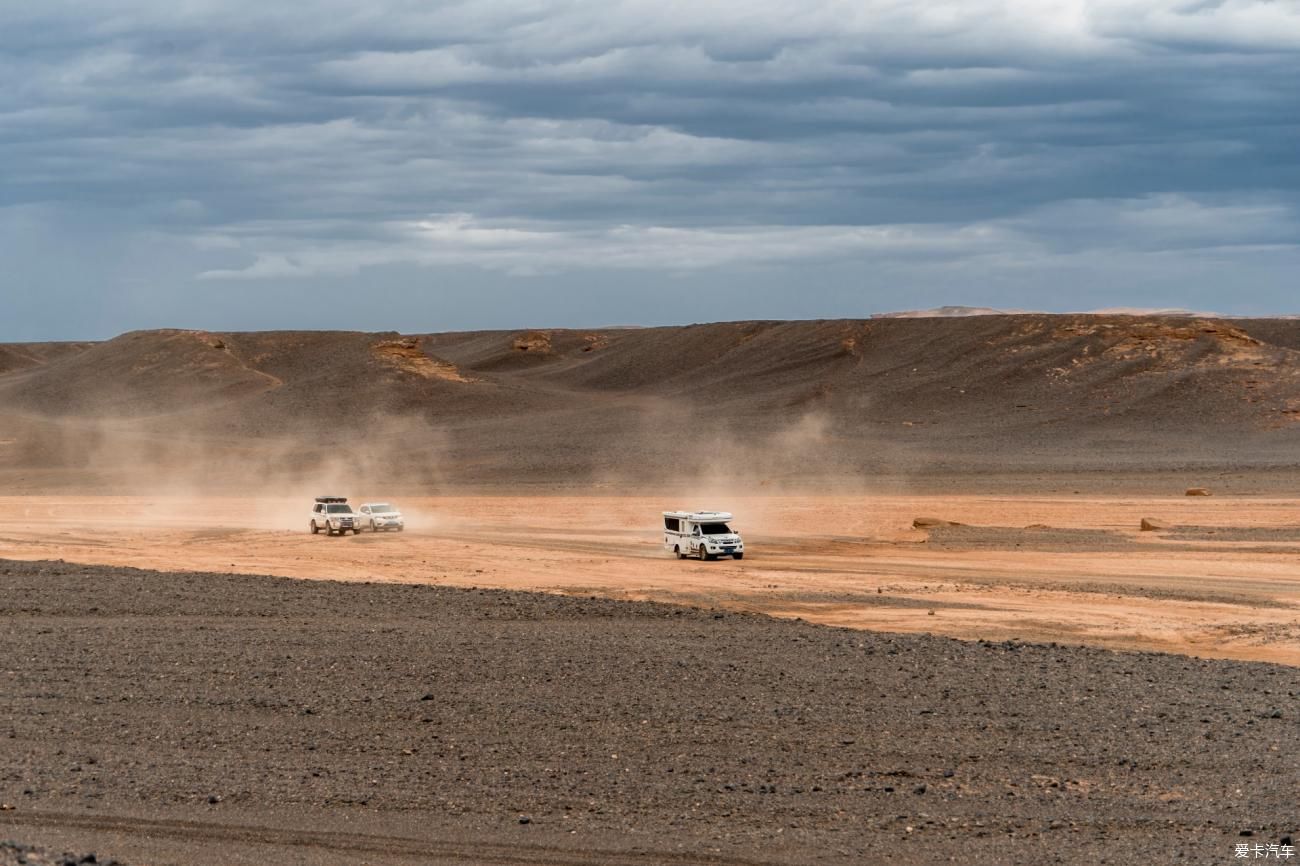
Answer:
[2,410,453,532]
[588,397,923,536]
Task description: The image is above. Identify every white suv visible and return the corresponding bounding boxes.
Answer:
[358,502,405,532]
[310,497,361,536]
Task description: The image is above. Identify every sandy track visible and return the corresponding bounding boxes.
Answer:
[5,809,774,866]
[1,492,1297,665]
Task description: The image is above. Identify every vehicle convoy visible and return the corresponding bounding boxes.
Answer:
[663,511,744,560]
[358,502,405,532]
[310,496,362,536]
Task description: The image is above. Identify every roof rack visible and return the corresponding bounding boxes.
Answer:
[315,496,348,503]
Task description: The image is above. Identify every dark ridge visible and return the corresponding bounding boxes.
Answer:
[3,316,1300,488]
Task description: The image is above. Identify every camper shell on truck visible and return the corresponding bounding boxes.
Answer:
[663,510,744,560]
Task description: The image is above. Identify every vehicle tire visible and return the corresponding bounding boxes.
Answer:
[674,545,685,560]
[354,527,363,535]
[701,546,714,561]
[371,520,378,532]
[310,521,319,535]
[733,552,744,560]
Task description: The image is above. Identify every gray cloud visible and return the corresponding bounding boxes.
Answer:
[2,0,1299,339]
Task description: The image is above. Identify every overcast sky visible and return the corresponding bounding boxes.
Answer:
[3,0,1299,340]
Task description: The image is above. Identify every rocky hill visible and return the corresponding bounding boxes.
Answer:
[3,316,1299,490]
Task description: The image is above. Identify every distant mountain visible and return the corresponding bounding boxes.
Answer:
[875,305,1233,319]
[873,306,1025,318]
[1088,307,1221,317]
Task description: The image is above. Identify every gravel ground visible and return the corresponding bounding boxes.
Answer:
[1,558,1296,865]
[0,841,121,866]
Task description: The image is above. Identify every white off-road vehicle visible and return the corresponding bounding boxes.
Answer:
[663,511,744,560]
[310,496,361,536]
[358,502,405,532]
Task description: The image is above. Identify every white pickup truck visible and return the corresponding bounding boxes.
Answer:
[310,496,362,536]
[663,510,744,560]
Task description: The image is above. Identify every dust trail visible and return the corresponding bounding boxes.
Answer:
[579,398,914,541]
[0,411,453,532]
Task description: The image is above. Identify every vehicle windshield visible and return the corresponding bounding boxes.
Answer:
[370,504,393,513]
[701,523,731,535]
[326,504,353,514]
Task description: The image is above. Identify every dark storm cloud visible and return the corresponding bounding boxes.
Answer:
[2,1,1299,339]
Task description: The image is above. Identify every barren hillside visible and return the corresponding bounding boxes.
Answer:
[3,316,1300,491]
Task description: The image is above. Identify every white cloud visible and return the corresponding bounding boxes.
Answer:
[1008,194,1300,253]
[191,191,1300,284]
[1091,0,1300,50]
[199,254,311,280]
[195,212,1025,279]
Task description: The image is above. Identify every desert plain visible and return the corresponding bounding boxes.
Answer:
[3,490,1300,665]
[2,316,1298,864]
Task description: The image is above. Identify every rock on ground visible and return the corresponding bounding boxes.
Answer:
[0,841,122,866]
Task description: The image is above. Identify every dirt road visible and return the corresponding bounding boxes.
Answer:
[2,492,1297,664]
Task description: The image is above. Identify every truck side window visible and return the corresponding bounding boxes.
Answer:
[664,517,679,532]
